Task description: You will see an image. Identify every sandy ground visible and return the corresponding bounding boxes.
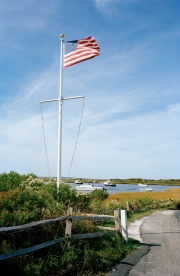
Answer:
[99,216,147,242]
[128,217,147,242]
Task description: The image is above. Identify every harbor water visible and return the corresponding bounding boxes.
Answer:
[68,183,180,194]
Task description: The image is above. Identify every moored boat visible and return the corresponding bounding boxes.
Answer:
[138,183,147,187]
[140,188,152,192]
[76,183,104,192]
[138,181,152,191]
[104,180,116,187]
[75,179,83,184]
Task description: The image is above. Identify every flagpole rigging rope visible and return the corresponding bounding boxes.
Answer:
[40,103,52,179]
[66,97,85,182]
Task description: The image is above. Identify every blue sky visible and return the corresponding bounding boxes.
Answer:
[0,0,180,180]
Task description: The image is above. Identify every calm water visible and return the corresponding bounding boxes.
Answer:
[68,183,180,194]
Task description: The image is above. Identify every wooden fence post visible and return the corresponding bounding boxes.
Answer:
[126,201,130,212]
[153,201,157,208]
[65,207,73,238]
[114,209,121,233]
[134,201,139,212]
[129,203,134,213]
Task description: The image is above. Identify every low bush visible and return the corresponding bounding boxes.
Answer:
[172,200,180,210]
[0,172,141,276]
[0,171,37,192]
[104,199,122,211]
[1,234,140,276]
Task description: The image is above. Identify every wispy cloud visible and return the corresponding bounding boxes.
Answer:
[0,55,60,174]
[1,57,180,178]
[94,0,119,7]
[1,0,180,179]
[167,103,180,113]
[73,104,180,177]
[0,0,56,34]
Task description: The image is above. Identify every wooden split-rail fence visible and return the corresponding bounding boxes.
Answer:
[1,199,173,261]
[0,208,122,261]
[125,199,174,212]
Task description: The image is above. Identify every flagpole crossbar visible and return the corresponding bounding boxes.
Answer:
[40,96,84,105]
[63,96,85,101]
[40,99,59,104]
[40,94,85,191]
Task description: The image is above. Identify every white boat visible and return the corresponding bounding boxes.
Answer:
[138,182,152,191]
[138,183,147,187]
[75,179,83,184]
[76,183,104,192]
[140,187,152,192]
[104,180,116,187]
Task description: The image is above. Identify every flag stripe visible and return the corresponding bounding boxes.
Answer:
[65,51,99,62]
[65,49,99,61]
[65,52,99,68]
[64,36,100,68]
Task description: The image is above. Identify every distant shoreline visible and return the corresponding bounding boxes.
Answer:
[40,177,180,186]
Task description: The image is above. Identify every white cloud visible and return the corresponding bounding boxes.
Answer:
[68,106,180,179]
[0,0,56,34]
[94,0,118,7]
[167,103,180,113]
[1,57,180,179]
[1,0,180,180]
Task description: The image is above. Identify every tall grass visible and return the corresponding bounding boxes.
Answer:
[105,188,180,202]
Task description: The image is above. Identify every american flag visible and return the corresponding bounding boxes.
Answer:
[64,36,100,68]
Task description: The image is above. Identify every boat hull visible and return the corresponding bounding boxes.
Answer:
[76,183,103,192]
[140,188,152,192]
[105,184,116,187]
[75,180,83,184]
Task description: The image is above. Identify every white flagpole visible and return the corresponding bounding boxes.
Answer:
[57,34,64,190]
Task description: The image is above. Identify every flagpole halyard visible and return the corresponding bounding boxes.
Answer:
[57,34,64,191]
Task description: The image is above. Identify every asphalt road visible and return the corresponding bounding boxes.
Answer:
[106,210,180,276]
[129,210,180,276]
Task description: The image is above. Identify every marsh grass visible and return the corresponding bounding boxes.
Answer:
[104,188,180,223]
[105,188,180,202]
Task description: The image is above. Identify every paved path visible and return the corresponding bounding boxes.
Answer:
[128,210,180,276]
[106,210,180,276]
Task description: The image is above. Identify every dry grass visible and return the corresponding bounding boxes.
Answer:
[105,188,180,203]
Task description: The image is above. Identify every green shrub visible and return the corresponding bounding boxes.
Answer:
[1,172,140,276]
[20,176,44,190]
[137,197,153,208]
[89,189,109,202]
[0,171,37,192]
[104,200,122,210]
[0,187,65,226]
[57,183,78,207]
[75,194,91,212]
[172,200,180,210]
[1,233,136,276]
[84,189,109,213]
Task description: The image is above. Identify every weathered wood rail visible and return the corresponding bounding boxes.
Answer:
[0,208,121,261]
[125,199,174,212]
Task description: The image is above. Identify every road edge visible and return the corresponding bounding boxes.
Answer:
[105,243,150,276]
